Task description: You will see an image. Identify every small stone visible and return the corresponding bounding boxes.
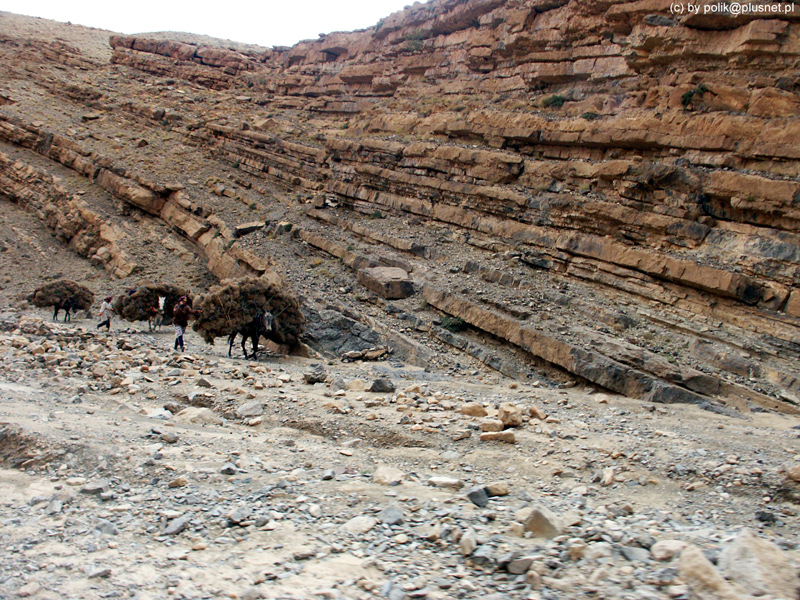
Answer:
[378,505,404,525]
[85,566,112,578]
[479,431,516,443]
[174,407,223,425]
[526,570,542,589]
[600,467,615,487]
[369,378,395,393]
[466,486,490,508]
[220,463,237,475]
[321,469,335,480]
[498,402,524,427]
[461,403,488,417]
[236,401,264,418]
[303,363,327,384]
[585,542,614,561]
[227,506,251,525]
[164,514,192,536]
[16,582,41,597]
[486,481,509,496]
[507,556,535,575]
[414,522,442,541]
[589,567,610,584]
[460,528,478,556]
[428,476,464,490]
[529,405,547,420]
[94,519,118,536]
[341,515,378,535]
[621,545,651,563]
[523,506,564,539]
[168,476,189,488]
[81,479,110,495]
[373,464,405,485]
[480,419,505,432]
[160,431,179,444]
[196,377,214,388]
[470,544,495,567]
[651,540,688,561]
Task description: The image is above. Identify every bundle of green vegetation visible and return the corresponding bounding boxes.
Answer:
[192,277,304,348]
[27,280,94,310]
[113,284,193,322]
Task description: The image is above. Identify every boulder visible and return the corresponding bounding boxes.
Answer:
[303,363,327,384]
[357,267,414,299]
[678,544,745,600]
[461,402,488,417]
[369,378,395,393]
[717,529,799,598]
[522,506,564,539]
[373,464,405,486]
[498,402,524,427]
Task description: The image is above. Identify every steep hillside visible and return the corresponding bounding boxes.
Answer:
[0,2,798,412]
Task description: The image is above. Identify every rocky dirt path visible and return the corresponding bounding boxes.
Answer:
[2,308,799,600]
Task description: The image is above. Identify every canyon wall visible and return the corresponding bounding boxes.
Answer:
[1,0,799,408]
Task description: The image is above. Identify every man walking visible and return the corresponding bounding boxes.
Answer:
[97,296,114,331]
[172,296,200,352]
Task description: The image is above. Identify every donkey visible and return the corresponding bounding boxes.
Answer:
[53,297,75,322]
[228,309,275,359]
[148,296,166,332]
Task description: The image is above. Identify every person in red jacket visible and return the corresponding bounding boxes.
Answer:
[172,296,201,352]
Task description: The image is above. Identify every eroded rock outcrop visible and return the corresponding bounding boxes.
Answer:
[1,0,798,407]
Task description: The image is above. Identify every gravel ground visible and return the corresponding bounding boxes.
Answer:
[1,309,799,600]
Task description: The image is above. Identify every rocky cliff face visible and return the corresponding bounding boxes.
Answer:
[0,3,798,410]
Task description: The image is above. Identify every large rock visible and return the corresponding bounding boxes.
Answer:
[357,267,414,299]
[341,515,377,535]
[717,529,800,598]
[174,407,223,425]
[235,401,264,418]
[498,402,524,427]
[373,464,405,485]
[678,544,745,600]
[461,402,488,417]
[521,506,564,539]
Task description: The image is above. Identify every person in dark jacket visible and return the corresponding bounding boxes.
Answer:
[172,296,201,352]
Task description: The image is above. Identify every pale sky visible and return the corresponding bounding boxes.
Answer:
[0,0,423,47]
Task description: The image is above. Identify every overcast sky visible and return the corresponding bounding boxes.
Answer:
[1,0,423,47]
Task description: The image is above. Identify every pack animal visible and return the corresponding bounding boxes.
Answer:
[228,309,275,359]
[53,297,75,322]
[149,296,166,332]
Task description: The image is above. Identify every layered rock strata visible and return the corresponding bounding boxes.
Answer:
[1,0,799,407]
[0,115,279,284]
